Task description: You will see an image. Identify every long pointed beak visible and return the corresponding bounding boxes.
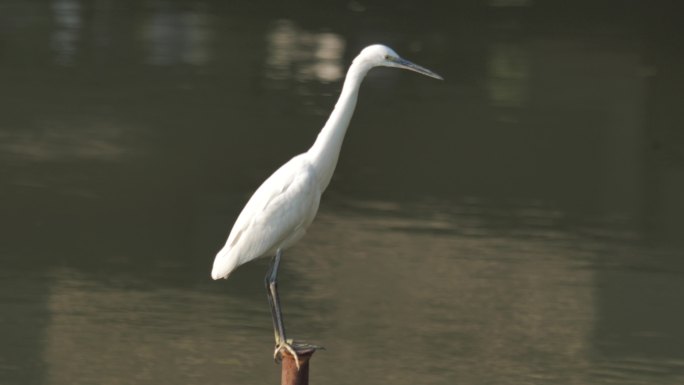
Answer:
[391,57,443,80]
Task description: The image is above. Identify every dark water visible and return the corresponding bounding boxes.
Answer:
[2,1,684,384]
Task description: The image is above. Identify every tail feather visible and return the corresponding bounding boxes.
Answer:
[211,247,239,280]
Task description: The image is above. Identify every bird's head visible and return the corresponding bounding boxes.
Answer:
[353,44,443,80]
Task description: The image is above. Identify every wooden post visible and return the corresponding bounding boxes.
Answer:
[281,346,317,385]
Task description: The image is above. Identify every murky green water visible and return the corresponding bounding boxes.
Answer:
[2,1,684,384]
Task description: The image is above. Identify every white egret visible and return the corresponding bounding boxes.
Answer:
[211,44,442,367]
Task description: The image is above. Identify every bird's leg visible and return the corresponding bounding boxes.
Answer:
[264,249,300,369]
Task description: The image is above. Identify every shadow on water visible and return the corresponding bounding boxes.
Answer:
[1,1,684,384]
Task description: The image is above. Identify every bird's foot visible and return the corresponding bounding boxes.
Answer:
[274,339,324,370]
[273,338,299,367]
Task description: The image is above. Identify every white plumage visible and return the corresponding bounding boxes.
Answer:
[211,44,442,280]
[211,154,320,279]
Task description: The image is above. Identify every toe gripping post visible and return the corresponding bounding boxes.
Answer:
[280,344,318,385]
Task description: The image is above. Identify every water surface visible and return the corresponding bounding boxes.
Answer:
[1,1,684,384]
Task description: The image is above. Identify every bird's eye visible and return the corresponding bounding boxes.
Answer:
[384,54,390,59]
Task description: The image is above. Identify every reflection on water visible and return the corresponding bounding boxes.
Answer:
[43,268,266,384]
[50,0,81,66]
[265,20,346,83]
[0,119,128,162]
[486,42,529,112]
[143,3,212,66]
[304,203,598,384]
[2,1,684,384]
[19,201,684,385]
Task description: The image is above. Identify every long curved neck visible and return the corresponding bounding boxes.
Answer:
[308,62,369,191]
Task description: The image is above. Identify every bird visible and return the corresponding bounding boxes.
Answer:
[211,44,442,368]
